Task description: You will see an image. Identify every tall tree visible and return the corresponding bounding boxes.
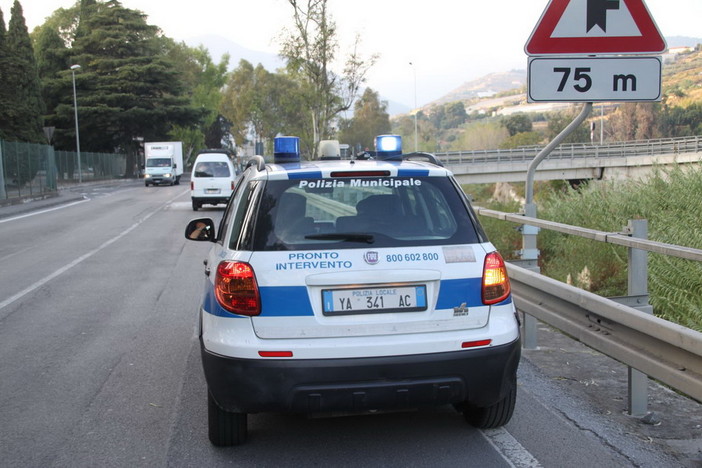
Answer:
[4,0,44,143]
[52,0,202,176]
[166,41,232,163]
[221,60,306,154]
[608,103,660,141]
[221,60,258,147]
[502,113,532,137]
[0,7,9,140]
[280,0,376,157]
[33,25,68,144]
[546,108,590,144]
[659,103,702,137]
[338,88,390,151]
[429,102,468,130]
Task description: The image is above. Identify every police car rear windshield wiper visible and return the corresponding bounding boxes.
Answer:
[305,233,375,244]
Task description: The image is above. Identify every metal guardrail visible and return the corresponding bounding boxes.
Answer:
[435,135,702,165]
[475,207,702,404]
[508,264,702,403]
[476,207,702,262]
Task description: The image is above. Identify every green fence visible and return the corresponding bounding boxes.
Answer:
[0,139,126,201]
[54,149,127,183]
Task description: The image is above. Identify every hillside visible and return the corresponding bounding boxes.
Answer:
[431,70,526,106]
[662,45,702,106]
[422,40,702,116]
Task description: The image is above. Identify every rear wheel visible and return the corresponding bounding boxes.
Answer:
[462,376,517,429]
[208,391,247,446]
[192,200,199,211]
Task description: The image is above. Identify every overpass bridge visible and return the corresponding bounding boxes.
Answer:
[435,135,702,184]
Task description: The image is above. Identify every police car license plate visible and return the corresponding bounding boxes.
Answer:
[205,188,220,194]
[322,285,427,316]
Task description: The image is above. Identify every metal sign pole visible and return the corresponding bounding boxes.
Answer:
[521,102,593,349]
[525,102,593,206]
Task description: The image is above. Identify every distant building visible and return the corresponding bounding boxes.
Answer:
[477,90,497,99]
[663,46,695,63]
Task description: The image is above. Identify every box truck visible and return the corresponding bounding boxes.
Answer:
[143,141,184,186]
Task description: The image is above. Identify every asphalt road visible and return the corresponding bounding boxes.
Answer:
[0,179,698,467]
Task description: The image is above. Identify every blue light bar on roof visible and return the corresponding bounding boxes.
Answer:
[274,136,300,163]
[375,134,402,159]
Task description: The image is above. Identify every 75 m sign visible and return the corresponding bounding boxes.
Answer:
[527,56,662,102]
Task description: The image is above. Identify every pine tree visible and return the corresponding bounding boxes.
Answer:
[58,0,201,176]
[5,0,44,143]
[0,7,10,140]
[34,25,68,143]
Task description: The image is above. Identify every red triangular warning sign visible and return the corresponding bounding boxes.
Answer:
[525,0,667,55]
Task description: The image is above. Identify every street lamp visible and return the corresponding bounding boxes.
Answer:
[70,64,82,183]
[409,62,418,152]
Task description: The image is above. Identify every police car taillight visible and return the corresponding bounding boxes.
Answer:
[215,261,261,316]
[482,252,511,305]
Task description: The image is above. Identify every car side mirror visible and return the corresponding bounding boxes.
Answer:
[185,218,216,242]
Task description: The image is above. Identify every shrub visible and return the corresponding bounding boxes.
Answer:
[538,167,702,331]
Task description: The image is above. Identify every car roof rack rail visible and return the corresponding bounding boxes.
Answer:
[402,152,443,167]
[246,155,266,171]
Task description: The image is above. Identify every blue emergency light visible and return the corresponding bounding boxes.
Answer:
[274,136,301,163]
[375,135,402,159]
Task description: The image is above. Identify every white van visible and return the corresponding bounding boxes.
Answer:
[190,150,237,211]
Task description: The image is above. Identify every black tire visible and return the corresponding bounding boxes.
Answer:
[145,181,150,187]
[462,377,517,429]
[192,200,199,211]
[208,391,247,446]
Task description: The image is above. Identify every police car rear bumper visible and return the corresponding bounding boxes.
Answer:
[202,337,521,414]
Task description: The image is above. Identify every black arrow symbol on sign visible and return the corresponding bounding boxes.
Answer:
[587,0,620,33]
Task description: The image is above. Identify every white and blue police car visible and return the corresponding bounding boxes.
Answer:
[185,135,521,446]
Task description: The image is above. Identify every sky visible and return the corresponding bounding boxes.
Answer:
[2,0,701,110]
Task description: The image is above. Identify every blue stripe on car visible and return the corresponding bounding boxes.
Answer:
[259,286,315,316]
[203,279,510,318]
[435,278,484,308]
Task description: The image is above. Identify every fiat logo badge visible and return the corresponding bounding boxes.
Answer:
[364,251,379,265]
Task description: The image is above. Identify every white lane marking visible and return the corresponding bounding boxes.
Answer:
[0,192,184,312]
[481,427,542,468]
[0,198,89,224]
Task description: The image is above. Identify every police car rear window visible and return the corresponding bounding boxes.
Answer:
[251,176,481,251]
